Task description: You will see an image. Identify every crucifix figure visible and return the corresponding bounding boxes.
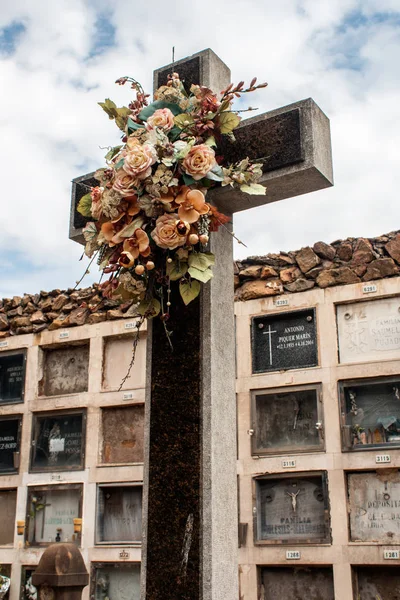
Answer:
[263,324,277,366]
[286,489,301,513]
[70,48,333,600]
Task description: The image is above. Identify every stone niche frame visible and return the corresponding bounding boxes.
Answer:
[251,383,325,456]
[99,404,145,466]
[101,332,146,392]
[0,414,22,474]
[258,565,335,600]
[89,562,141,600]
[29,409,87,473]
[339,375,400,451]
[0,348,27,405]
[38,341,90,398]
[95,482,142,546]
[253,471,331,546]
[352,565,400,599]
[251,308,318,375]
[25,483,83,547]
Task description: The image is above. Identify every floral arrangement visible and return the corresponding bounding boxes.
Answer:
[78,71,267,321]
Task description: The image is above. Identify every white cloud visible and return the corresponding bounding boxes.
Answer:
[0,0,399,295]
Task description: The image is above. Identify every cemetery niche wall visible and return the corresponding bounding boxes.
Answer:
[26,484,82,546]
[260,566,335,600]
[30,410,86,471]
[0,349,26,404]
[252,309,318,374]
[255,472,330,544]
[96,484,142,544]
[101,405,144,464]
[90,562,140,600]
[0,489,17,545]
[0,416,21,473]
[102,335,146,391]
[38,343,89,396]
[20,567,37,600]
[340,376,400,449]
[353,566,400,600]
[251,384,324,455]
[348,470,400,543]
[337,296,400,364]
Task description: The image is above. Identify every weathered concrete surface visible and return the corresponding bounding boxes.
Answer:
[32,542,89,600]
[40,344,89,396]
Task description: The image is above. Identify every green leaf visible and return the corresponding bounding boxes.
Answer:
[205,170,224,182]
[174,113,194,129]
[183,173,196,186]
[188,252,215,272]
[105,145,123,161]
[219,111,241,134]
[188,266,213,283]
[137,297,161,318]
[139,101,181,121]
[77,192,92,217]
[98,99,118,119]
[82,222,97,242]
[167,259,188,281]
[127,117,145,133]
[179,279,201,305]
[240,183,266,195]
[205,136,216,147]
[114,158,125,170]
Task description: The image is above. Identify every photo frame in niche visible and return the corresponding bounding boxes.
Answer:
[30,410,86,472]
[95,484,142,545]
[0,349,26,404]
[0,416,22,473]
[26,484,83,546]
[90,562,140,600]
[340,376,400,450]
[255,472,331,545]
[251,384,324,455]
[251,308,318,374]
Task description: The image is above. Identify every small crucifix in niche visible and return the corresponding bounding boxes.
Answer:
[286,489,301,513]
[262,324,277,366]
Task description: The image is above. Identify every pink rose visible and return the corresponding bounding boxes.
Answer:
[151,214,188,250]
[113,171,138,197]
[182,144,216,181]
[123,138,157,180]
[146,108,175,132]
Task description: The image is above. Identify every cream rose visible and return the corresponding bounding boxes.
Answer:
[123,139,157,180]
[151,214,188,250]
[182,144,216,180]
[146,108,175,132]
[112,171,138,197]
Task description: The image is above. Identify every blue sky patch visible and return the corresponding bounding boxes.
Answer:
[0,21,26,56]
[88,12,116,57]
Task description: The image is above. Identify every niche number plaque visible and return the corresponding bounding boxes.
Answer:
[286,550,301,560]
[282,459,296,469]
[376,454,391,464]
[384,550,399,560]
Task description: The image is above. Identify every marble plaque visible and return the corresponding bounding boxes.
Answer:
[97,486,142,543]
[257,474,330,543]
[31,412,85,471]
[0,351,25,403]
[93,564,140,600]
[252,309,317,373]
[337,297,400,364]
[355,566,400,599]
[0,418,20,472]
[348,471,400,543]
[27,486,81,544]
[261,567,335,600]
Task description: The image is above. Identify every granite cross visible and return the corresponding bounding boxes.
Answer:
[69,48,333,600]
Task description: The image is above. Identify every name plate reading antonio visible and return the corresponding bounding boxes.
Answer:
[286,550,301,560]
[252,309,318,374]
[384,549,399,560]
[376,454,391,464]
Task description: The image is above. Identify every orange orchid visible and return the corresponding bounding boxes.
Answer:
[175,186,209,224]
[123,228,151,258]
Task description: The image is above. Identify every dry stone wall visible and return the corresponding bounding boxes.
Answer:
[1,231,400,337]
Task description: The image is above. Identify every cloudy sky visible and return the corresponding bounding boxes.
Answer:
[0,0,399,297]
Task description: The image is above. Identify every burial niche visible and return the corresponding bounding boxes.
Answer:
[0,416,21,473]
[252,385,324,455]
[0,349,26,404]
[353,566,400,599]
[30,410,86,471]
[39,343,89,396]
[21,566,38,600]
[102,334,146,391]
[26,484,82,545]
[340,376,400,449]
[260,566,335,600]
[252,309,318,374]
[0,489,17,545]
[348,470,400,543]
[91,563,140,600]
[96,484,142,544]
[101,405,144,464]
[256,472,330,544]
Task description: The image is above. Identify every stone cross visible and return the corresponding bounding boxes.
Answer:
[69,48,333,600]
